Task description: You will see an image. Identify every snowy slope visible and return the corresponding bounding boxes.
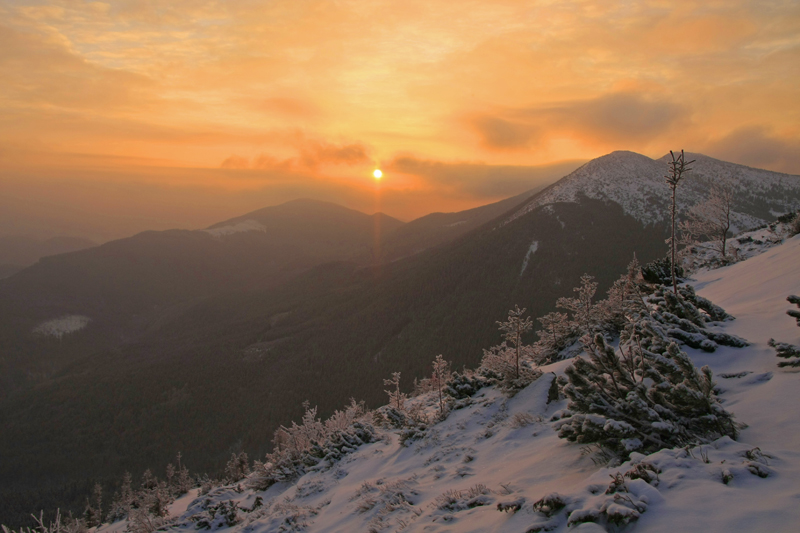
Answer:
[506,151,800,232]
[104,236,800,532]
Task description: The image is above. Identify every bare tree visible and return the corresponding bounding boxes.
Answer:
[665,150,695,294]
[680,177,734,258]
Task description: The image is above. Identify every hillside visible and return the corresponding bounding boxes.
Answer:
[92,229,800,533]
[1,152,798,528]
[379,186,544,262]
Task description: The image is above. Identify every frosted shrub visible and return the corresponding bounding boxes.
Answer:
[247,400,374,490]
[557,323,738,459]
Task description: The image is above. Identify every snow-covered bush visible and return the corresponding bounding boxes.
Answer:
[641,257,685,285]
[1,511,86,533]
[433,484,492,512]
[247,401,374,491]
[769,295,800,367]
[443,371,489,400]
[354,476,421,533]
[190,500,241,530]
[557,323,738,459]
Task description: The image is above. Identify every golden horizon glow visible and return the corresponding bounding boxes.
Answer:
[1,0,799,239]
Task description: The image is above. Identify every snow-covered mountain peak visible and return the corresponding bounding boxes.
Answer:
[507,151,800,231]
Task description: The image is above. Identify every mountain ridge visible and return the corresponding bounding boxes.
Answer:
[508,150,800,230]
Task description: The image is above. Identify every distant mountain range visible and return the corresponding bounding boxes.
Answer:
[1,151,798,527]
[0,235,96,279]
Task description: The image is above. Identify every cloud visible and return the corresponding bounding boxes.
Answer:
[469,92,687,151]
[704,127,800,174]
[0,22,155,112]
[297,140,370,167]
[221,138,371,170]
[220,155,249,169]
[387,155,583,198]
[470,116,540,150]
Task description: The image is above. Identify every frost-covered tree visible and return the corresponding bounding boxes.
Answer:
[125,471,173,533]
[497,305,534,379]
[83,483,103,528]
[481,306,541,388]
[557,274,601,334]
[534,311,573,364]
[664,149,695,294]
[595,258,645,333]
[225,452,250,482]
[680,177,735,257]
[383,372,407,411]
[108,472,134,522]
[431,355,451,416]
[769,295,800,368]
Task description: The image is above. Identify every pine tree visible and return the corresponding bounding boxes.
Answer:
[557,309,737,458]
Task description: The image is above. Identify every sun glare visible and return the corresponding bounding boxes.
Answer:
[373,169,382,179]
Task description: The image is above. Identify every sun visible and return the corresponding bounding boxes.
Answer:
[373,169,382,179]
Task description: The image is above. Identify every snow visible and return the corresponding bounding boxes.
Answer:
[102,234,800,532]
[520,240,539,276]
[204,220,267,237]
[506,151,800,230]
[32,315,91,338]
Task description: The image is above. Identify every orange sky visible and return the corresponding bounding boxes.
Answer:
[1,0,799,240]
